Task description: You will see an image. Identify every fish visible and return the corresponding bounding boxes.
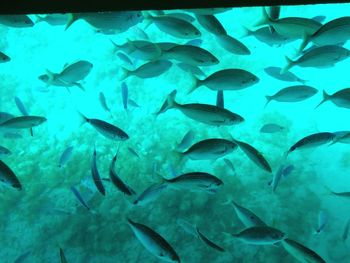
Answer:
[155,90,177,116]
[342,218,350,241]
[0,160,22,190]
[176,130,195,151]
[299,16,350,51]
[162,172,223,194]
[176,63,205,77]
[223,158,236,175]
[162,44,219,66]
[121,82,128,110]
[281,238,326,263]
[14,251,31,263]
[182,138,237,160]
[70,185,90,210]
[0,116,46,129]
[0,51,10,63]
[228,199,267,227]
[0,145,11,158]
[286,132,335,155]
[314,210,327,234]
[127,218,180,262]
[56,60,93,84]
[111,39,162,61]
[189,68,259,94]
[91,148,105,196]
[260,123,285,133]
[58,146,74,168]
[35,14,69,26]
[269,164,294,192]
[0,15,34,27]
[196,227,225,252]
[14,97,33,136]
[59,247,68,263]
[264,67,306,83]
[232,226,286,245]
[333,130,350,144]
[66,11,143,33]
[99,92,110,112]
[127,147,140,158]
[216,90,224,108]
[145,13,201,39]
[255,8,322,39]
[243,26,294,47]
[316,88,350,109]
[120,60,172,80]
[232,138,272,173]
[176,218,198,237]
[282,45,350,73]
[38,73,84,91]
[216,34,251,55]
[79,113,129,141]
[265,85,318,107]
[109,152,136,196]
[185,38,203,47]
[196,14,227,35]
[128,99,140,108]
[0,112,14,124]
[163,90,244,126]
[132,183,167,206]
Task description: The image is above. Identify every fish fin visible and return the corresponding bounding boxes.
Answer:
[240,25,253,38]
[280,56,294,74]
[254,6,271,27]
[298,32,311,54]
[73,82,85,91]
[315,90,330,109]
[172,149,186,169]
[29,128,34,137]
[34,14,43,23]
[187,76,200,95]
[166,89,178,109]
[45,69,55,87]
[119,67,130,81]
[65,13,77,31]
[264,96,273,108]
[76,111,88,126]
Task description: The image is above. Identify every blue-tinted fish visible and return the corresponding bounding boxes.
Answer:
[176,63,205,77]
[91,148,105,196]
[260,123,285,133]
[121,82,128,110]
[58,146,74,168]
[116,52,133,67]
[196,227,225,252]
[232,226,286,245]
[99,92,110,112]
[281,238,326,263]
[128,98,140,108]
[185,39,203,47]
[196,14,226,35]
[59,247,68,263]
[314,210,328,234]
[264,67,306,84]
[120,60,172,80]
[0,116,46,129]
[70,185,90,210]
[133,183,167,206]
[216,34,251,55]
[0,15,34,27]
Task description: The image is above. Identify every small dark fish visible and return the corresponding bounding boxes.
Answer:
[315,210,327,234]
[185,38,203,47]
[264,66,306,83]
[121,82,128,110]
[127,147,140,158]
[281,238,326,263]
[58,146,74,168]
[128,98,140,108]
[14,251,31,263]
[59,247,69,263]
[286,132,335,155]
[196,227,225,252]
[91,148,105,196]
[216,90,224,108]
[0,159,22,190]
[109,152,136,196]
[71,185,90,210]
[260,123,285,133]
[99,92,110,112]
[0,51,10,63]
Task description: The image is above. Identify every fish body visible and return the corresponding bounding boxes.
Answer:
[71,185,90,210]
[216,34,250,55]
[58,146,74,168]
[91,148,105,196]
[232,226,286,245]
[264,66,306,83]
[58,60,93,83]
[0,51,10,62]
[0,15,34,27]
[0,160,22,190]
[316,88,350,109]
[177,63,205,76]
[196,14,226,35]
[133,183,167,206]
[0,145,11,158]
[99,92,110,112]
[196,227,225,252]
[315,210,327,234]
[112,39,162,61]
[231,200,267,227]
[176,130,195,151]
[121,60,172,80]
[266,85,318,106]
[287,132,335,155]
[245,26,294,46]
[127,218,180,262]
[0,112,14,124]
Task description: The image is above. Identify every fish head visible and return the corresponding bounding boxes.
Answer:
[242,75,259,86]
[38,74,49,82]
[131,11,144,24]
[119,132,129,141]
[270,230,286,242]
[229,114,244,125]
[0,54,10,62]
[35,117,47,125]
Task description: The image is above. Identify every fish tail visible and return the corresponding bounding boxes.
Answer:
[298,32,311,53]
[166,89,178,109]
[254,6,271,27]
[187,76,200,94]
[264,96,272,108]
[45,69,55,87]
[240,25,252,38]
[76,111,88,125]
[280,56,294,74]
[142,11,154,29]
[119,67,130,81]
[315,90,330,109]
[65,13,77,31]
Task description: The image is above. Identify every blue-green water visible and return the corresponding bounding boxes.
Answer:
[1,4,350,263]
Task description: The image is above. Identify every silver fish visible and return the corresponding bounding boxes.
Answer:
[91,148,105,196]
[166,12,195,23]
[162,45,219,66]
[14,97,33,136]
[133,183,167,206]
[0,116,46,129]
[196,227,225,252]
[232,226,286,245]
[265,85,318,107]
[176,130,195,151]
[286,132,335,155]
[120,60,172,80]
[58,146,74,168]
[281,238,326,263]
[116,52,133,66]
[127,218,180,262]
[58,60,93,84]
[163,172,223,194]
[163,90,244,126]
[244,26,294,47]
[0,15,34,27]
[260,123,285,133]
[229,200,267,227]
[0,160,22,190]
[269,164,294,192]
[196,14,226,35]
[0,145,11,158]
[182,138,237,160]
[216,34,251,55]
[99,91,110,112]
[185,38,203,47]
[316,88,350,109]
[232,138,272,173]
[80,113,129,141]
[264,67,306,83]
[111,39,162,61]
[189,68,259,93]
[121,82,128,110]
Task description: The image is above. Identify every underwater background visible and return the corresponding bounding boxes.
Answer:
[1,3,350,263]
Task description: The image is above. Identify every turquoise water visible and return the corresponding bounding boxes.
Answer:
[2,4,350,262]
